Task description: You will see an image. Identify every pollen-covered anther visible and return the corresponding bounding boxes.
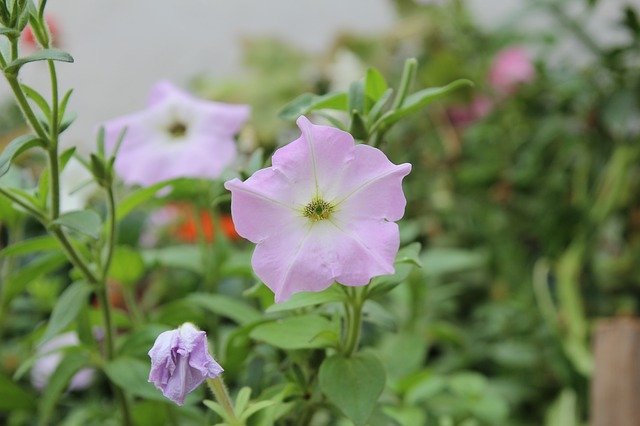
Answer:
[303,197,335,222]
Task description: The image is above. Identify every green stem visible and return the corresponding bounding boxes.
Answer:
[207,376,241,425]
[4,74,48,140]
[342,287,365,357]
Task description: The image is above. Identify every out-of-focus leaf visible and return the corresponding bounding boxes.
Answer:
[39,351,90,425]
[109,245,145,286]
[319,352,386,426]
[0,134,45,177]
[250,314,339,349]
[266,285,346,313]
[51,210,102,240]
[38,281,92,346]
[0,235,57,257]
[0,373,36,411]
[278,92,348,120]
[187,293,261,325]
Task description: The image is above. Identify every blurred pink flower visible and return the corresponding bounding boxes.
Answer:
[225,116,411,302]
[30,332,94,392]
[489,47,534,94]
[447,96,494,127]
[103,81,250,186]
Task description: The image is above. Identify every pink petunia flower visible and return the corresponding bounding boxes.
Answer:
[103,81,250,186]
[148,323,223,406]
[225,116,411,302]
[488,47,535,94]
[30,332,95,392]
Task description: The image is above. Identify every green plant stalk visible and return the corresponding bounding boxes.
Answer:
[207,376,241,425]
[342,286,366,357]
[47,60,61,217]
[98,185,133,426]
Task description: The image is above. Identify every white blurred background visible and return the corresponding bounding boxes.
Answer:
[0,0,628,150]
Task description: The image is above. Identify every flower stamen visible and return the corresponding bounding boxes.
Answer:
[303,197,335,222]
[167,121,188,138]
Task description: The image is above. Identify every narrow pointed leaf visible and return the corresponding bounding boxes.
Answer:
[5,49,74,73]
[0,134,45,177]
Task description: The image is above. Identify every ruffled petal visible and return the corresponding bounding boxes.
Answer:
[225,171,300,243]
[333,144,411,222]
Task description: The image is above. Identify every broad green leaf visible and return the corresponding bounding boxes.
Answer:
[109,245,145,286]
[5,49,74,74]
[250,314,339,349]
[143,245,202,273]
[319,352,386,426]
[278,92,348,120]
[374,79,473,131]
[116,323,169,358]
[187,293,261,325]
[0,235,57,257]
[365,67,388,103]
[39,351,90,425]
[51,209,102,240]
[266,285,346,313]
[38,281,92,346]
[0,134,45,177]
[5,253,67,300]
[0,373,36,411]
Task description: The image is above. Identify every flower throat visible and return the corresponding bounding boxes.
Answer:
[303,197,334,222]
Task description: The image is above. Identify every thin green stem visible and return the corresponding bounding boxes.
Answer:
[4,75,48,140]
[207,376,241,426]
[47,61,61,217]
[342,287,365,357]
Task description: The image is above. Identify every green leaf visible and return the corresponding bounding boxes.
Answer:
[235,386,252,415]
[51,209,102,240]
[365,67,388,104]
[0,373,36,412]
[422,247,487,276]
[109,245,145,286]
[250,314,339,349]
[143,245,202,273]
[38,281,92,346]
[319,352,386,426]
[368,243,422,297]
[117,179,179,220]
[0,235,57,257]
[348,80,366,115]
[0,134,45,177]
[22,83,51,118]
[4,253,67,301]
[105,357,186,402]
[374,79,473,131]
[187,293,261,325]
[39,351,90,425]
[266,285,346,313]
[5,49,74,74]
[278,92,348,120]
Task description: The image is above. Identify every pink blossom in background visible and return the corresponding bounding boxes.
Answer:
[103,81,250,186]
[488,47,535,94]
[225,116,411,302]
[30,332,94,392]
[148,323,223,405]
[447,95,494,128]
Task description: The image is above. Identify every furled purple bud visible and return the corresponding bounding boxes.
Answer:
[148,323,223,405]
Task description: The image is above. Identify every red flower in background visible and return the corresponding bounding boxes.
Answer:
[175,206,239,243]
[22,16,61,48]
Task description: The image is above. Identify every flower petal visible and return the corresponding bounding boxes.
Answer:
[225,170,300,243]
[333,144,411,222]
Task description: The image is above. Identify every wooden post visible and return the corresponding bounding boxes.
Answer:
[591,317,640,426]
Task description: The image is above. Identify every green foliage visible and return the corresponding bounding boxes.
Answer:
[319,352,386,426]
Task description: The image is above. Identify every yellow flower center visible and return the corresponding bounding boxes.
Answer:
[303,197,334,222]
[167,121,188,138]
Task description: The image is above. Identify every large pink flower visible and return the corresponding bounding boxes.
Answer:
[488,47,535,94]
[225,116,411,302]
[103,81,250,186]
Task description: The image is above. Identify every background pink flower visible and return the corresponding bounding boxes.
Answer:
[225,116,411,302]
[489,47,535,94]
[103,81,250,186]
